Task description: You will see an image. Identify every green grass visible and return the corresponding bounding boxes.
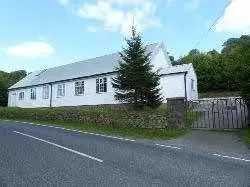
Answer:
[185,111,198,127]
[0,119,188,140]
[199,91,240,98]
[241,128,250,147]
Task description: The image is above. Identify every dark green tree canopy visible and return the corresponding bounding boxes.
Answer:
[0,70,26,106]
[188,49,200,56]
[112,27,162,108]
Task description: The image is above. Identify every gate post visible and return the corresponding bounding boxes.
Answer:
[167,97,186,128]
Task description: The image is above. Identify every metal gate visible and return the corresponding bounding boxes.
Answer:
[186,97,249,129]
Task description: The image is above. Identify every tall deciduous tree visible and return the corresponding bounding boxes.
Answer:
[0,70,27,106]
[112,27,162,108]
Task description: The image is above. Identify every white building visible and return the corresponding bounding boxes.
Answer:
[8,42,198,108]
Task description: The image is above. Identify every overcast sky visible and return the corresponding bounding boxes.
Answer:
[0,0,249,72]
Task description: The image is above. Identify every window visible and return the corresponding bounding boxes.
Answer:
[75,81,84,96]
[96,77,107,93]
[57,84,65,97]
[42,85,49,99]
[191,79,195,90]
[30,88,36,100]
[19,92,24,100]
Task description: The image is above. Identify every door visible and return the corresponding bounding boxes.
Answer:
[11,93,17,107]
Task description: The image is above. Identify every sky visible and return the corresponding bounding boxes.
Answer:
[0,0,250,73]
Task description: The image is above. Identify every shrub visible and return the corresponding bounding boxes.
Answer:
[0,107,183,129]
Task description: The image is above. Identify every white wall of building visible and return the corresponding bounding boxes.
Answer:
[8,75,118,108]
[8,85,51,108]
[8,47,198,108]
[151,47,171,73]
[159,74,186,102]
[8,72,196,108]
[52,75,118,107]
[185,66,198,100]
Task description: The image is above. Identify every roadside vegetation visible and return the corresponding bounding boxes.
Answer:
[0,107,189,140]
[1,119,187,140]
[199,91,240,98]
[241,128,250,148]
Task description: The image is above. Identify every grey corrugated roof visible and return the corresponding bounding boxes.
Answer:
[9,43,162,89]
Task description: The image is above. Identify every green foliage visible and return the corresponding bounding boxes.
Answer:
[241,128,250,147]
[0,70,26,106]
[112,27,162,108]
[177,35,250,95]
[188,49,200,56]
[169,55,175,63]
[0,81,8,107]
[0,106,183,129]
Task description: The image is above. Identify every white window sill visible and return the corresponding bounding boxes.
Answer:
[75,94,84,96]
[97,92,107,94]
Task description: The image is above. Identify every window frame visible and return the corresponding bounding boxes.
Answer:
[30,88,36,100]
[191,79,195,91]
[75,80,84,96]
[19,92,24,100]
[42,85,50,99]
[96,77,107,93]
[57,83,65,98]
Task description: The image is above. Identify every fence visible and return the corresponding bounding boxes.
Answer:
[186,97,249,129]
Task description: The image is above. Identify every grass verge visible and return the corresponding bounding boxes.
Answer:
[241,128,250,148]
[199,91,240,98]
[0,119,188,140]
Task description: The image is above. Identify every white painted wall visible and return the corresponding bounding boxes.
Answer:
[52,75,118,107]
[8,47,197,108]
[185,65,198,100]
[151,47,171,73]
[8,75,118,108]
[159,73,186,102]
[8,72,196,108]
[8,85,51,108]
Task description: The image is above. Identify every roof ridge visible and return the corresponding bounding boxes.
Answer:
[42,42,161,71]
[9,42,161,89]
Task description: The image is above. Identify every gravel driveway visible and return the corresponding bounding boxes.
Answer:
[157,130,250,160]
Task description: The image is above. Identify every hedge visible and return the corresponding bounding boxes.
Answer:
[0,106,181,129]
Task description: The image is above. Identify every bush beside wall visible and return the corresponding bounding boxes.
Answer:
[0,106,184,129]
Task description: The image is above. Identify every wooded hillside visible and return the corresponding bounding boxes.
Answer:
[0,70,26,106]
[173,35,250,94]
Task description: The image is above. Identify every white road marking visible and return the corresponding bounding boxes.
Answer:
[4,119,135,142]
[155,143,182,150]
[13,131,103,163]
[213,153,250,162]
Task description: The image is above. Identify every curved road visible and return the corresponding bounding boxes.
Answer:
[0,121,249,186]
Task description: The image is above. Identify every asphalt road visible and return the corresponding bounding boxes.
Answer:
[0,121,249,186]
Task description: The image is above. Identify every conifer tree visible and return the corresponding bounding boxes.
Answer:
[112,27,162,108]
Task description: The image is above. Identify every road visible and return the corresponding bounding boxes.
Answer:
[0,121,249,186]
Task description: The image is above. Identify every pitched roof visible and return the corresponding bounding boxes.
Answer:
[9,42,192,90]
[9,43,162,89]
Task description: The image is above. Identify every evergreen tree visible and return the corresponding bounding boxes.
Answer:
[112,27,162,108]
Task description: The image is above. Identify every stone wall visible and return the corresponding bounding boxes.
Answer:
[1,98,187,129]
[166,97,186,128]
